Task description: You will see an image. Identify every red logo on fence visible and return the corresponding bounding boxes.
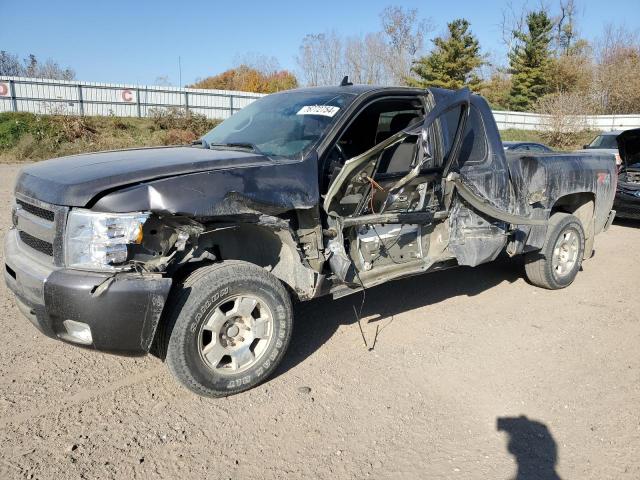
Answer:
[0,83,9,97]
[121,89,133,102]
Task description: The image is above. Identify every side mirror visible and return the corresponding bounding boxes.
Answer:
[583,145,589,149]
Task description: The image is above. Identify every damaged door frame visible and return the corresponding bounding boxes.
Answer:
[322,88,476,288]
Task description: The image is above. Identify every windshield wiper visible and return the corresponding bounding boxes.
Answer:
[208,142,263,154]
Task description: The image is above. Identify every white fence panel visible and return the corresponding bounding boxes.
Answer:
[493,111,544,130]
[585,115,640,131]
[0,76,264,120]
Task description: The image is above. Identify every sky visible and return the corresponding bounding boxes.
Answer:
[1,0,638,86]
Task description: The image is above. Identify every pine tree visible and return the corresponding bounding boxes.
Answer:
[409,19,483,90]
[508,11,554,111]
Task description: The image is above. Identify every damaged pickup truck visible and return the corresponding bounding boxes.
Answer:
[4,83,617,397]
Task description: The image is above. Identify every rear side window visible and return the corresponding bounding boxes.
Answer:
[440,104,488,168]
[457,106,487,167]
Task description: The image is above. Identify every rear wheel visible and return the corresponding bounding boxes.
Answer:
[524,213,585,290]
[164,261,293,397]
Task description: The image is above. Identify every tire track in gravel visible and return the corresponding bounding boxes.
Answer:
[0,366,164,428]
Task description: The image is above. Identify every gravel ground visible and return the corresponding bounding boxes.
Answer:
[0,163,638,479]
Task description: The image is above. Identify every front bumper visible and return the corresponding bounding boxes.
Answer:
[614,189,640,220]
[4,228,172,355]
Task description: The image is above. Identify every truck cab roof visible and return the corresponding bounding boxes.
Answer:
[276,84,425,98]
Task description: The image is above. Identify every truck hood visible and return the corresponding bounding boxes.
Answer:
[617,128,640,172]
[15,146,272,206]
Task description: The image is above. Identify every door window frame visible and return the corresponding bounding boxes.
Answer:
[320,94,427,175]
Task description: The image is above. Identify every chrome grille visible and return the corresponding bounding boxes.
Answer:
[19,231,54,256]
[14,195,68,265]
[16,198,55,221]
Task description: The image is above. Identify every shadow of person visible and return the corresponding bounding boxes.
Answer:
[274,255,523,378]
[497,415,562,480]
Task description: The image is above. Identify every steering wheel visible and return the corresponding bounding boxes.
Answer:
[333,142,347,163]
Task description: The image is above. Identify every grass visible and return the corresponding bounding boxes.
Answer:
[0,112,600,163]
[499,128,598,151]
[0,110,219,163]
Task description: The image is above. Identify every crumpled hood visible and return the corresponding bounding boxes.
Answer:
[15,146,272,206]
[617,128,640,170]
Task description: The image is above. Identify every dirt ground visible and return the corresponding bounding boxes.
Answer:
[0,163,638,480]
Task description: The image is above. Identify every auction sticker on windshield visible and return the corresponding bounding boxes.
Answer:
[297,105,340,117]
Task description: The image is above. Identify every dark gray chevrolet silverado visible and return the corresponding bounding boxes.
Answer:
[4,84,617,397]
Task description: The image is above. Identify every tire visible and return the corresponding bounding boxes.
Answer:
[164,260,293,397]
[524,213,585,290]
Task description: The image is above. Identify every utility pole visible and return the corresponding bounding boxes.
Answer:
[178,56,182,89]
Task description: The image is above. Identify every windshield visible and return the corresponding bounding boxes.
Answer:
[202,91,356,159]
[587,134,619,149]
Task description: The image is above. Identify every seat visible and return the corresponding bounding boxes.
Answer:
[375,113,422,145]
[377,114,421,174]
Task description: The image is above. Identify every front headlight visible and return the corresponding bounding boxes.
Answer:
[65,209,149,271]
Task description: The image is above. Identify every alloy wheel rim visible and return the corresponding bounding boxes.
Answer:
[551,228,580,278]
[198,295,274,374]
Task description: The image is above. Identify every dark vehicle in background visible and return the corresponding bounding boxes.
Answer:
[4,84,617,397]
[503,141,553,153]
[579,131,622,166]
[615,128,640,219]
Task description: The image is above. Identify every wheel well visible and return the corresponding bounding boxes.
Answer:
[551,192,595,257]
[184,223,316,300]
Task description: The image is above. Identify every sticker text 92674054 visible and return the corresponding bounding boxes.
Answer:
[297,105,340,117]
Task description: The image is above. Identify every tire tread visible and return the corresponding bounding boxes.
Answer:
[524,212,585,290]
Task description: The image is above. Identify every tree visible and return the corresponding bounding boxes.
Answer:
[478,69,512,110]
[297,30,394,86]
[408,19,483,90]
[0,51,75,80]
[379,5,431,84]
[508,11,554,111]
[296,32,344,86]
[265,70,300,92]
[344,32,391,85]
[154,75,173,87]
[189,65,297,94]
[0,51,22,76]
[548,40,592,94]
[500,0,538,55]
[536,91,592,148]
[592,25,640,114]
[296,5,430,87]
[555,0,579,55]
[233,52,281,77]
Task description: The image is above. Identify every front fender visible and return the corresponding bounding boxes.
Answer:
[91,156,320,218]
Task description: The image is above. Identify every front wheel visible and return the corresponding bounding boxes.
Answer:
[524,213,585,290]
[164,261,293,397]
